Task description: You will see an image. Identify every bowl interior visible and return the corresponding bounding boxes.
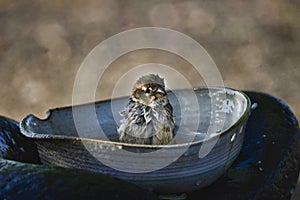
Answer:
[21,87,250,145]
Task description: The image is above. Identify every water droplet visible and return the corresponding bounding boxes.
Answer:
[239,125,244,133]
[11,138,16,145]
[257,160,262,164]
[195,179,203,186]
[20,147,25,152]
[258,167,263,171]
[184,151,189,156]
[272,141,275,145]
[230,133,237,142]
[285,175,289,179]
[262,134,267,138]
[33,122,37,126]
[251,102,258,110]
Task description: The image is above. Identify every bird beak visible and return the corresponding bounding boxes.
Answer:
[156,87,166,96]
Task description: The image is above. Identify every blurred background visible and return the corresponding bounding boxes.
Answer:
[0,0,299,197]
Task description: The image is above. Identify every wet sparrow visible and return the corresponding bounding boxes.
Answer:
[118,74,175,145]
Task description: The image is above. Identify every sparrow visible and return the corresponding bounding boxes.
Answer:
[118,74,175,145]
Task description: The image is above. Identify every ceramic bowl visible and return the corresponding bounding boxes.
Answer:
[20,87,251,193]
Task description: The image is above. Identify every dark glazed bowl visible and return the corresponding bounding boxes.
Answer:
[20,87,251,193]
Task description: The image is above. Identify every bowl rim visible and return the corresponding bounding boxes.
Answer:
[20,87,251,149]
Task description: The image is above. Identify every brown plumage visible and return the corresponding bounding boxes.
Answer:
[118,74,175,145]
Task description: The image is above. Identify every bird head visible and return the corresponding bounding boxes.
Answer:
[132,74,167,107]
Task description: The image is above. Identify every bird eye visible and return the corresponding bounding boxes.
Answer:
[145,87,150,93]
